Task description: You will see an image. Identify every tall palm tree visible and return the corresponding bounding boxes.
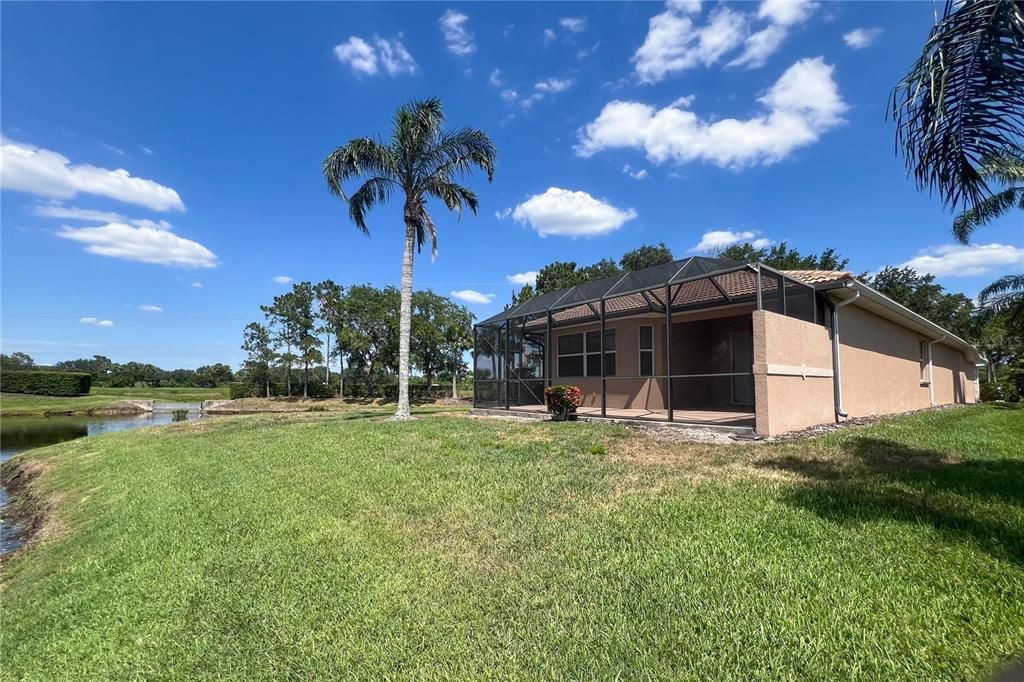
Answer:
[322,98,496,419]
[890,0,1024,212]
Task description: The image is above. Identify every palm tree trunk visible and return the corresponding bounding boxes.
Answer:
[394,221,415,419]
[286,342,292,397]
[451,364,459,401]
[303,361,309,398]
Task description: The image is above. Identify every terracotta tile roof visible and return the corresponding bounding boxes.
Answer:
[782,270,853,285]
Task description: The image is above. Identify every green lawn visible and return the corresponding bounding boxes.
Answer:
[0,386,228,417]
[2,404,1022,679]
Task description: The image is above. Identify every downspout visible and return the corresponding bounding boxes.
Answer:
[827,289,860,421]
[927,335,946,406]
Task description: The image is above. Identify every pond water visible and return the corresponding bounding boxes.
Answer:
[1,403,203,554]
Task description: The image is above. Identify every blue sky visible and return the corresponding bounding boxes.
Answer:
[2,1,1021,369]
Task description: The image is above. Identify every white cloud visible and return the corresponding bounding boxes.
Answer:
[1,138,185,212]
[535,77,574,93]
[139,145,154,155]
[450,289,495,304]
[57,222,218,268]
[543,28,557,44]
[669,94,696,108]
[843,27,883,49]
[489,68,503,86]
[139,305,163,312]
[577,57,846,169]
[577,42,601,59]
[102,143,125,156]
[506,271,539,286]
[632,3,748,83]
[690,229,772,252]
[520,93,545,109]
[500,88,519,103]
[623,164,649,180]
[667,0,702,13]
[32,203,172,230]
[559,17,587,33]
[333,36,416,77]
[191,282,204,288]
[439,10,475,56]
[899,243,1024,278]
[510,187,638,238]
[80,317,114,327]
[730,0,818,68]
[495,207,513,220]
[272,275,293,284]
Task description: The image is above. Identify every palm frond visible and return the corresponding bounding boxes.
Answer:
[978,273,1024,313]
[979,151,1024,185]
[322,138,398,201]
[347,177,395,235]
[404,195,438,258]
[953,186,1024,240]
[422,178,479,217]
[392,98,446,179]
[890,0,1024,210]
[418,127,497,183]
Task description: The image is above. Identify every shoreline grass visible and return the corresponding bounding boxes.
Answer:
[0,386,229,418]
[1,404,1021,678]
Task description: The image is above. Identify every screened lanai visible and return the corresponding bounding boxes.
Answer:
[472,257,818,427]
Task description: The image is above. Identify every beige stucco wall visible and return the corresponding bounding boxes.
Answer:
[834,304,976,417]
[753,304,978,436]
[752,310,835,436]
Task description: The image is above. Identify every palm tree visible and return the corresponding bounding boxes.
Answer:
[322,98,496,419]
[952,153,1024,242]
[890,0,1024,212]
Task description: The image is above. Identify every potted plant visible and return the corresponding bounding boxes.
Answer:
[544,384,582,421]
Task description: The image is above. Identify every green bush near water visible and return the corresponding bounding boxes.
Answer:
[0,370,92,396]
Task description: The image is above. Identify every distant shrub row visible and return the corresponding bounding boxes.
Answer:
[227,381,460,401]
[1,370,92,396]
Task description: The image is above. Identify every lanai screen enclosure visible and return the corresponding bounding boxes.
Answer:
[473,257,818,427]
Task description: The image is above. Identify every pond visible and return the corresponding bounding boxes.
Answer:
[1,404,203,555]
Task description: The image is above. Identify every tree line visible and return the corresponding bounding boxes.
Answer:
[0,352,235,388]
[240,281,474,400]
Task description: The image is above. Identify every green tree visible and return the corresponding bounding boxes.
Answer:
[262,294,297,397]
[952,154,1024,242]
[535,261,585,294]
[242,322,275,398]
[979,274,1024,319]
[0,352,35,371]
[411,292,474,393]
[717,242,850,270]
[335,285,400,398]
[316,280,345,393]
[323,98,496,419]
[512,283,535,305]
[620,242,674,271]
[289,282,322,399]
[890,0,1024,212]
[195,364,235,388]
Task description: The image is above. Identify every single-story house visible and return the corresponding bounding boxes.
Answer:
[471,257,983,436]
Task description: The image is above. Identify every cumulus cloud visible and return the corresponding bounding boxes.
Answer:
[535,77,574,93]
[577,57,846,169]
[450,289,495,304]
[843,27,883,49]
[690,229,771,252]
[80,317,114,327]
[730,0,818,68]
[509,187,637,238]
[32,203,172,230]
[489,69,504,86]
[899,243,1024,278]
[333,36,416,76]
[439,10,475,56]
[272,275,293,284]
[139,305,163,312]
[633,4,748,83]
[57,222,218,268]
[559,17,587,33]
[506,271,539,286]
[1,138,185,212]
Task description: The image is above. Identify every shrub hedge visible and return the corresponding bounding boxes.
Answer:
[1,370,92,396]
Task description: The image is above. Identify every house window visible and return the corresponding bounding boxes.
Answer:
[558,329,615,377]
[919,339,929,384]
[639,325,654,377]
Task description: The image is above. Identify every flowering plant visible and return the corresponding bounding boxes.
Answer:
[544,385,582,420]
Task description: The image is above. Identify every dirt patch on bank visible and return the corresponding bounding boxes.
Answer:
[1,458,65,562]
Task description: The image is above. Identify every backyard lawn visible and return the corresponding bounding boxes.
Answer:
[2,404,1022,679]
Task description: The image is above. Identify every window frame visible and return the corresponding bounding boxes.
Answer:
[919,339,930,385]
[557,329,616,378]
[638,325,655,377]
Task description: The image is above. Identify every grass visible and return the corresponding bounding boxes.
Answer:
[2,404,1022,679]
[0,386,228,417]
